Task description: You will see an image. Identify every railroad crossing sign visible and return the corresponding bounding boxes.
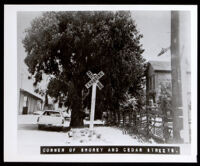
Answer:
[85,71,104,130]
[85,71,104,90]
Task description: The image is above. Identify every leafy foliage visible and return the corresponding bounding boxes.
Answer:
[158,82,172,116]
[23,11,146,126]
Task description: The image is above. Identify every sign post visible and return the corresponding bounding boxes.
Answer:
[90,82,97,129]
[85,71,104,130]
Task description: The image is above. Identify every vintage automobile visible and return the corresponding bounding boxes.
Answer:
[37,110,70,130]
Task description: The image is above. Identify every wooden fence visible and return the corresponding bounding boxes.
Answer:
[106,106,173,143]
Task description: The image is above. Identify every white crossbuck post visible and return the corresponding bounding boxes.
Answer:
[85,71,104,130]
[90,82,97,129]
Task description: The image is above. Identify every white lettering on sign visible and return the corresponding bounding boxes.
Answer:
[85,71,104,90]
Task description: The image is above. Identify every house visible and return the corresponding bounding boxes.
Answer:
[18,88,43,114]
[146,61,171,105]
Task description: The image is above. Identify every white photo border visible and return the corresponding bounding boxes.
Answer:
[4,4,197,162]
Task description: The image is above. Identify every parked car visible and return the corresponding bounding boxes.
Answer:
[37,110,70,130]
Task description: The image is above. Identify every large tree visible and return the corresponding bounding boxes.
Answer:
[23,11,146,127]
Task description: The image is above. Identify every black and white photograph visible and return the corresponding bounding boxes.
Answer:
[4,5,197,162]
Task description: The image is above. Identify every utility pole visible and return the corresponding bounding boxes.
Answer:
[171,11,183,143]
[171,11,190,143]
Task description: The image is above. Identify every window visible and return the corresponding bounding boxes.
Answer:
[43,111,49,116]
[43,111,61,117]
[23,96,28,107]
[50,112,61,117]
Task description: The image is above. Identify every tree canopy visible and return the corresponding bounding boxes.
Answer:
[23,11,146,127]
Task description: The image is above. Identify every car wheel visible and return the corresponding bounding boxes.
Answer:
[38,124,43,130]
[59,126,64,131]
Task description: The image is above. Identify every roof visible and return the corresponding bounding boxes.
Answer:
[20,88,43,101]
[148,61,171,71]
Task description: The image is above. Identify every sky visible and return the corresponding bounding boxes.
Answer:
[17,11,171,96]
[18,12,45,98]
[132,11,171,61]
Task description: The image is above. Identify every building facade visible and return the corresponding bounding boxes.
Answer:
[146,61,171,105]
[18,88,43,115]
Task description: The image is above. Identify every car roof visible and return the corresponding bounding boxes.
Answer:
[44,110,60,113]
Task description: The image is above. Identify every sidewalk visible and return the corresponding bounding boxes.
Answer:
[65,126,145,145]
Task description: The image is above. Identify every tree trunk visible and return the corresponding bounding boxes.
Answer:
[70,87,84,128]
[113,111,116,125]
[70,103,84,127]
[123,112,125,126]
[117,112,121,126]
[115,112,118,125]
[129,111,132,126]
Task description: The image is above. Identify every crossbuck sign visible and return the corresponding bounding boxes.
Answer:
[85,70,104,130]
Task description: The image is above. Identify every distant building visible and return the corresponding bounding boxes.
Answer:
[146,61,171,105]
[18,88,43,114]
